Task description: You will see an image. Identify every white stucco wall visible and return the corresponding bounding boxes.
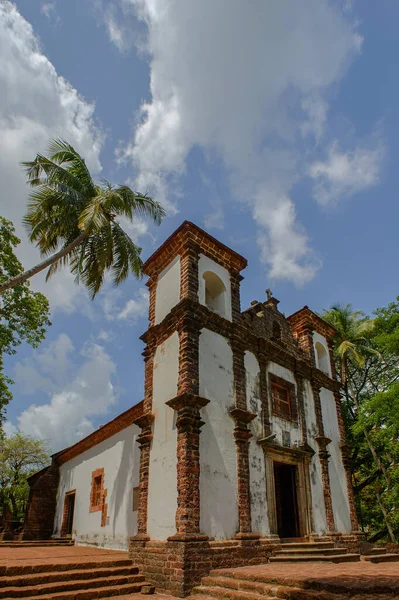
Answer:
[267,362,300,447]
[303,380,328,535]
[199,328,238,539]
[147,331,179,540]
[245,351,269,536]
[155,255,181,324]
[198,254,232,321]
[320,387,352,533]
[54,423,140,549]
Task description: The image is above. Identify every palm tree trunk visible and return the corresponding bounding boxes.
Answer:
[0,232,87,293]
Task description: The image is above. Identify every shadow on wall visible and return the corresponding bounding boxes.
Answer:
[109,427,140,539]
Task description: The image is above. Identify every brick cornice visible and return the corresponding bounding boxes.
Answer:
[143,220,247,277]
[166,392,210,411]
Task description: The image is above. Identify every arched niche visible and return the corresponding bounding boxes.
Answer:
[203,271,226,317]
[315,341,330,375]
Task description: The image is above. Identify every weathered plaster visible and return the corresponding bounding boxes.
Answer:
[147,331,179,540]
[320,387,352,533]
[198,254,232,321]
[155,255,181,324]
[199,328,238,539]
[54,424,140,550]
[303,380,328,535]
[245,351,269,536]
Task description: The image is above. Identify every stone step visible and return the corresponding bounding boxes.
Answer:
[0,559,132,577]
[190,585,270,600]
[279,541,334,550]
[200,575,299,598]
[0,573,145,598]
[270,553,360,563]
[370,547,387,554]
[0,565,139,588]
[0,581,147,600]
[276,547,347,556]
[0,542,75,548]
[363,553,399,563]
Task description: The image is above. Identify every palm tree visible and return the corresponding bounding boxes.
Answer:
[322,303,375,391]
[0,139,165,298]
[323,304,395,541]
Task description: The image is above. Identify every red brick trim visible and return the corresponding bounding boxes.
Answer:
[90,468,104,513]
[54,401,144,465]
[287,306,336,340]
[269,373,298,423]
[89,468,108,527]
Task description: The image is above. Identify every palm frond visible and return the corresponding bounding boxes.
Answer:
[111,222,142,287]
[48,139,97,197]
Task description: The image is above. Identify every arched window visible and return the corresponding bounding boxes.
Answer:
[315,342,330,375]
[203,271,226,317]
[272,321,281,341]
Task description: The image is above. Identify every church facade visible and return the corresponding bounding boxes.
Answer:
[25,221,360,596]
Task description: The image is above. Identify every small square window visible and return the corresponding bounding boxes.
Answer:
[93,476,102,506]
[90,469,104,512]
[271,382,291,418]
[269,374,297,423]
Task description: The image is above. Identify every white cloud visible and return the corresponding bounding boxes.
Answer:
[117,287,148,320]
[309,139,384,206]
[40,2,59,23]
[0,2,103,312]
[3,421,17,437]
[8,335,117,451]
[112,0,366,285]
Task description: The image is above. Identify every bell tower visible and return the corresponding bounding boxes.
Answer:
[132,221,247,546]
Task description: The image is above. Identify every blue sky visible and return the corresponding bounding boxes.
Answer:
[1,0,398,450]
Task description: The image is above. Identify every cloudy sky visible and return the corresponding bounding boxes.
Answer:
[2,0,398,450]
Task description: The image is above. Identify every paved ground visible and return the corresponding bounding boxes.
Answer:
[0,545,129,568]
[213,562,399,594]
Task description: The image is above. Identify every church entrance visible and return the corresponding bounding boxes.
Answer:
[273,462,299,539]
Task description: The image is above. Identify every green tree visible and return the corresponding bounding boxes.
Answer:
[0,432,50,519]
[0,218,51,421]
[0,139,165,298]
[323,301,399,542]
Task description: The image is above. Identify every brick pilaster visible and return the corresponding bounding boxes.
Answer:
[230,409,257,538]
[312,384,335,532]
[177,319,200,396]
[296,375,308,445]
[23,461,60,540]
[133,414,154,539]
[180,243,200,302]
[232,341,247,411]
[258,357,271,436]
[147,278,157,328]
[166,394,209,538]
[230,272,243,322]
[334,391,359,531]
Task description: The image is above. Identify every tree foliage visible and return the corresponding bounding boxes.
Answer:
[0,217,51,421]
[323,298,399,542]
[0,139,166,298]
[0,432,50,519]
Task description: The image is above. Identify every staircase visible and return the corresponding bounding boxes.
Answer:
[0,556,147,599]
[0,538,75,548]
[363,547,399,563]
[270,540,360,563]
